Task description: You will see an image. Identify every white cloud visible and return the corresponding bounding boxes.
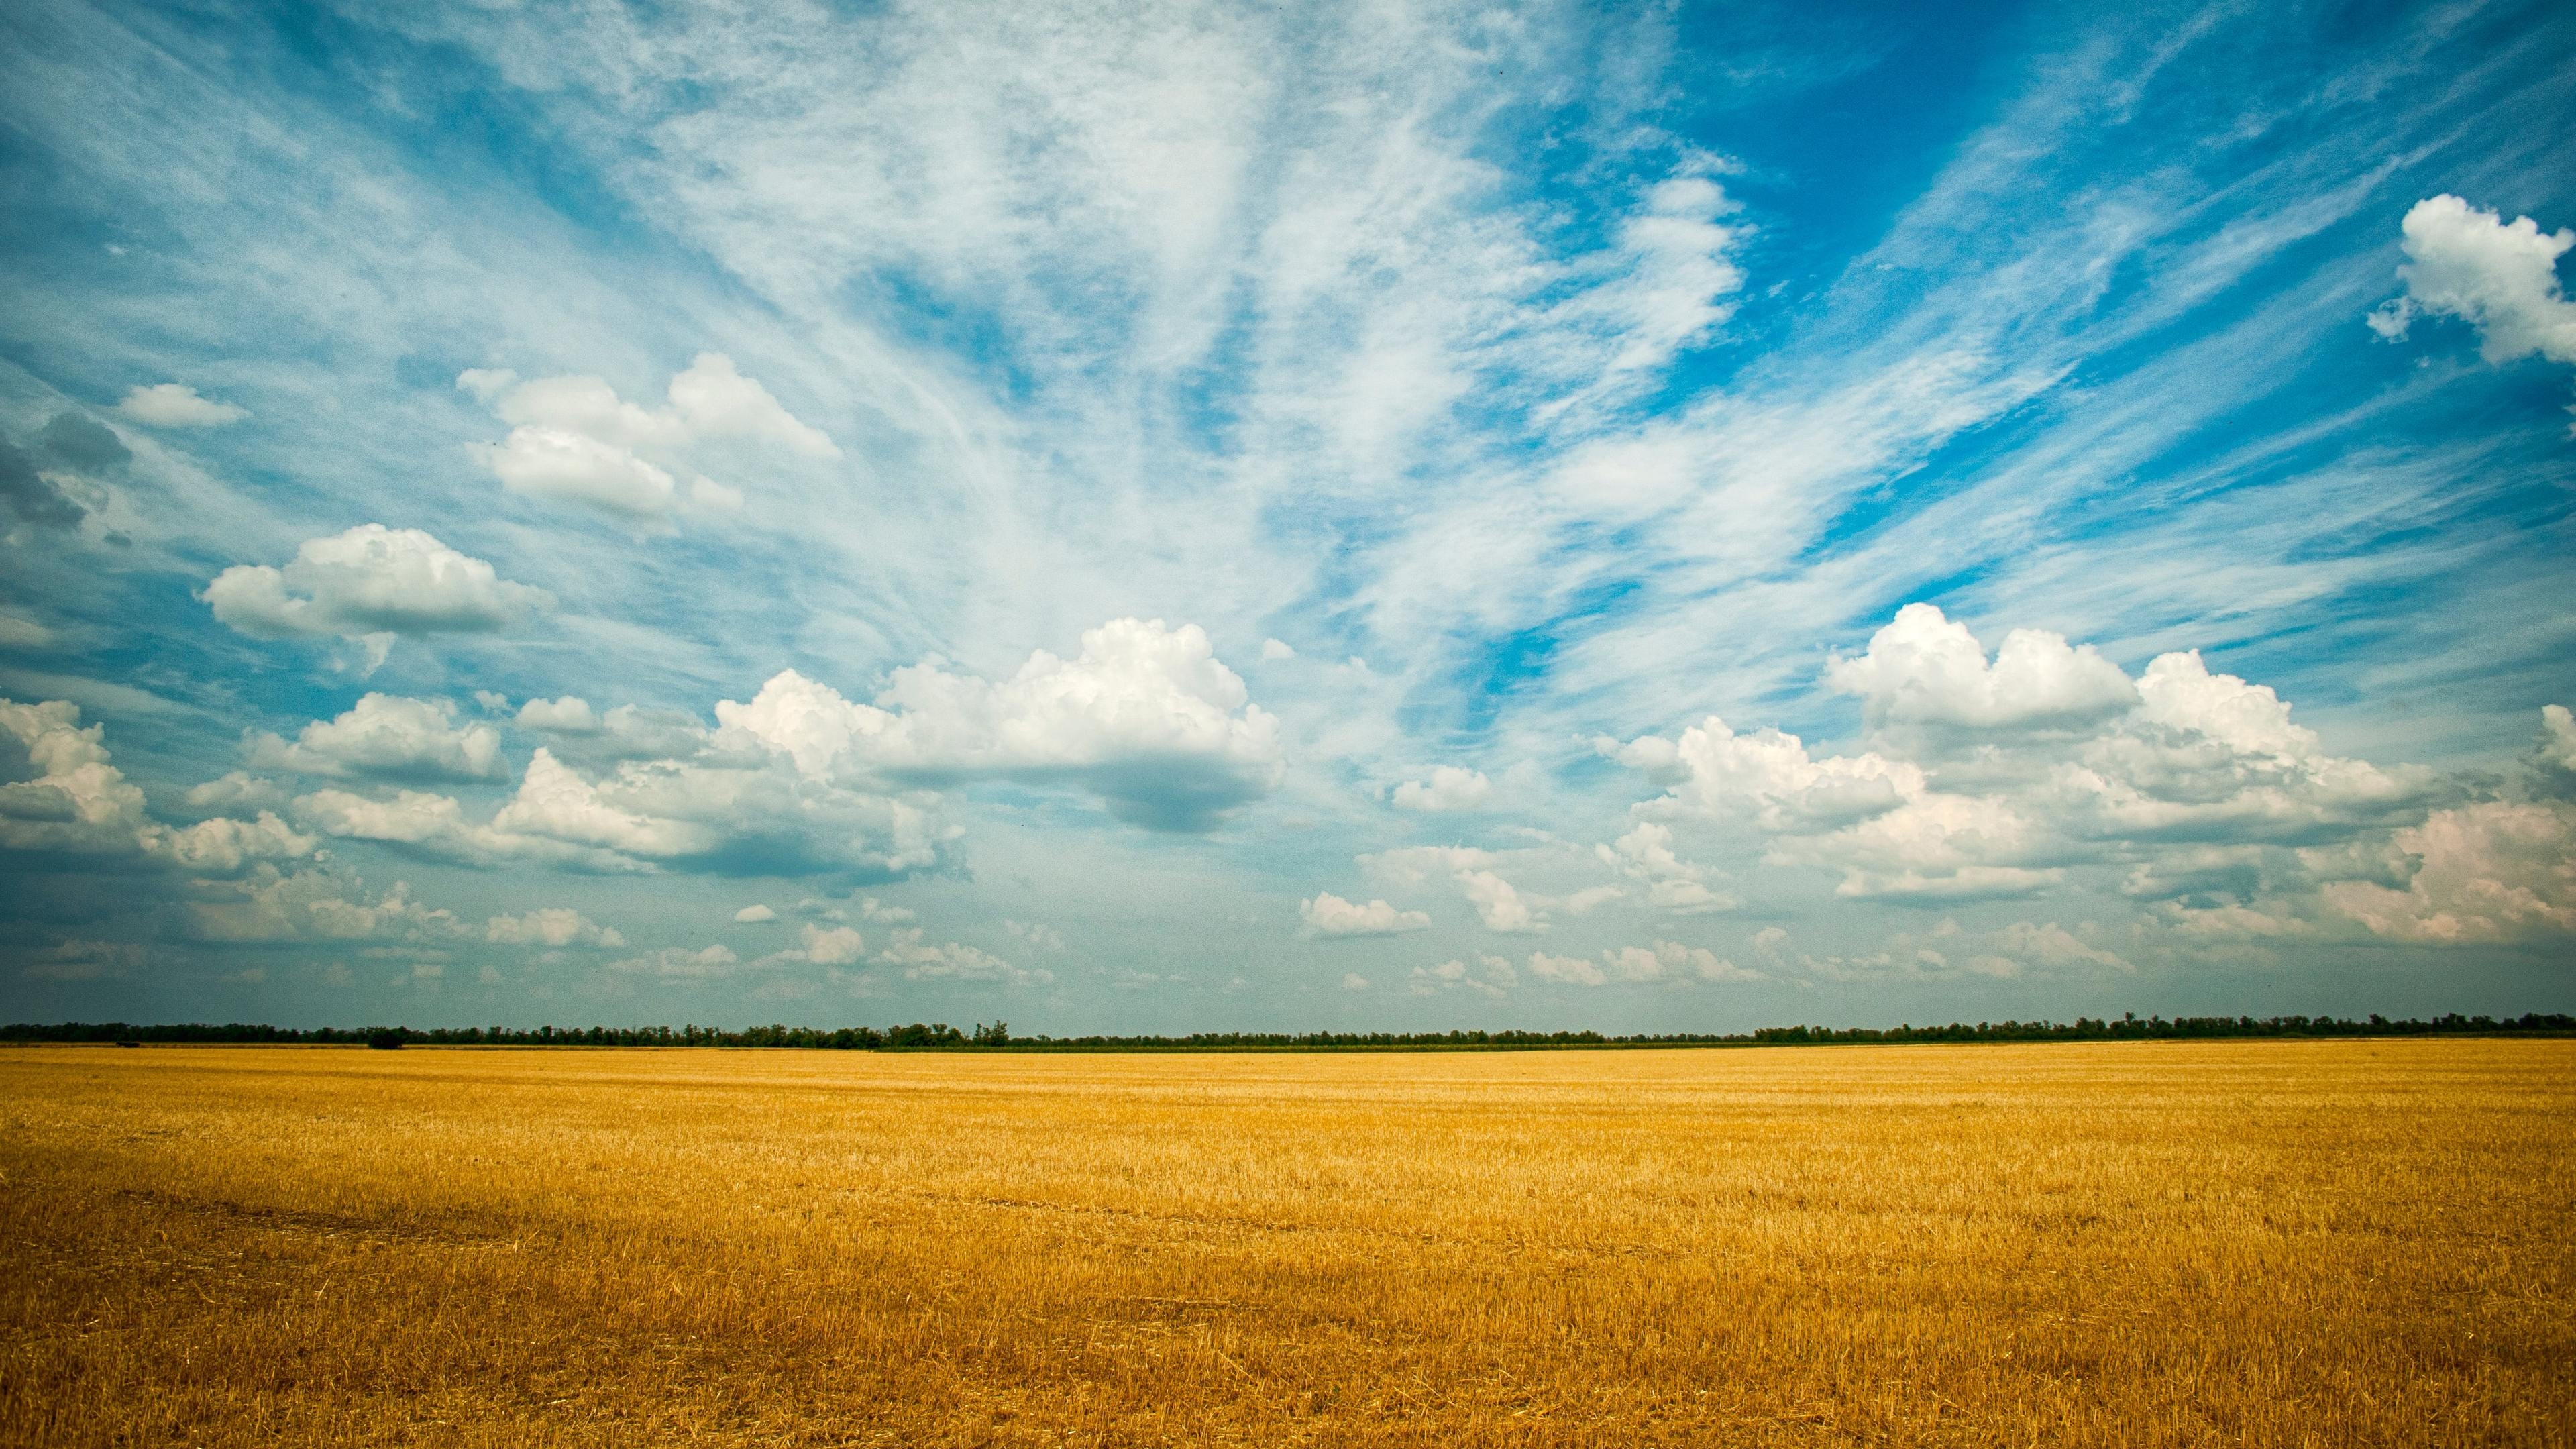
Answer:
[1260,638,1295,661]
[1597,822,1735,914]
[2324,798,2576,944]
[0,697,312,873]
[665,352,840,456]
[117,383,246,427]
[462,353,833,521]
[1611,604,2434,902]
[1299,891,1430,938]
[1962,921,2129,977]
[1409,953,1515,997]
[1340,972,1370,991]
[1525,951,1607,987]
[517,696,600,733]
[2536,704,2576,774]
[877,928,1046,984]
[202,525,553,645]
[2368,195,2576,367]
[716,618,1282,830]
[186,771,288,814]
[734,903,777,923]
[1454,869,1540,933]
[1004,918,1065,951]
[246,694,504,782]
[1603,940,1760,985]
[1391,765,1491,812]
[605,944,741,979]
[290,783,645,872]
[486,908,624,947]
[1825,602,2137,731]
[190,866,464,944]
[480,425,679,519]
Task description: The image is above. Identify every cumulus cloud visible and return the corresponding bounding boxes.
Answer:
[0,697,314,873]
[117,383,248,427]
[1962,920,2130,977]
[2325,797,2576,944]
[1409,953,1516,997]
[1597,822,1734,914]
[1610,604,2434,902]
[2368,195,2576,369]
[1356,844,1554,932]
[716,618,1282,830]
[190,866,464,944]
[247,694,505,782]
[735,903,777,922]
[203,525,553,653]
[1300,891,1430,937]
[462,354,834,521]
[1530,942,1753,987]
[605,944,741,979]
[517,696,599,733]
[485,908,624,947]
[877,928,1046,984]
[1825,603,2137,731]
[1391,765,1491,812]
[1341,972,1370,991]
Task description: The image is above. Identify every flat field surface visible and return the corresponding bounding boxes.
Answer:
[1,1040,2569,1447]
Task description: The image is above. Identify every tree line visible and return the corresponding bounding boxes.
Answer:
[3,1012,2571,1051]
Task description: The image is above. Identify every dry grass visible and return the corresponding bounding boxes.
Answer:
[0,1039,2569,1446]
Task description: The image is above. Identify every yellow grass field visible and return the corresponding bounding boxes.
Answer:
[1,1040,2569,1447]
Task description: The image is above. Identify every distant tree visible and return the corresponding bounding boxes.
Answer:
[366,1028,407,1050]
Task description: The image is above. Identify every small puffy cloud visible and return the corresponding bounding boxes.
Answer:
[1612,604,2432,901]
[1409,954,1515,997]
[0,697,311,873]
[1341,972,1370,991]
[480,425,679,519]
[1301,892,1431,938]
[798,923,867,965]
[517,696,600,733]
[606,945,741,979]
[1825,603,2137,732]
[716,618,1282,831]
[1962,921,2129,977]
[290,783,645,872]
[877,928,1046,984]
[203,525,553,645]
[1455,869,1540,933]
[1526,951,1607,987]
[2368,195,2576,367]
[1392,765,1491,812]
[117,383,248,427]
[462,354,833,522]
[735,903,777,923]
[1597,822,1735,914]
[246,694,504,782]
[185,771,289,814]
[190,867,464,944]
[1260,638,1295,661]
[1005,918,1065,951]
[1358,844,1552,932]
[486,908,624,947]
[665,353,839,457]
[2537,704,2576,775]
[1529,943,1755,988]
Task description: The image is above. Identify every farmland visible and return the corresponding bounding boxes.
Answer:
[2,1040,2569,1446]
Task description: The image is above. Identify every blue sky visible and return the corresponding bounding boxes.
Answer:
[2,0,2571,1032]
